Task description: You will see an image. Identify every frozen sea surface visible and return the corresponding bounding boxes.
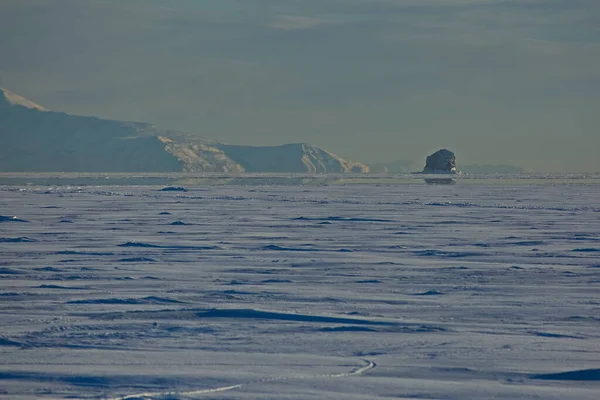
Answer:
[1,177,599,399]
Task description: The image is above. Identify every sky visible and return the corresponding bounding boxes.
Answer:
[1,0,599,172]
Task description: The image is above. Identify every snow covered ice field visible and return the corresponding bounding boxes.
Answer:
[1,175,600,399]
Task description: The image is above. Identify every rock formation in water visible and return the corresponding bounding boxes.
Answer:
[0,87,369,173]
[422,149,458,174]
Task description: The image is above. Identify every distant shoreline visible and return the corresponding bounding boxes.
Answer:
[0,172,598,186]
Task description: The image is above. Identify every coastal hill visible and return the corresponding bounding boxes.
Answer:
[0,88,368,173]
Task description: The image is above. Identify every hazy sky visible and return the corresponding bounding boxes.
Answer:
[1,0,599,171]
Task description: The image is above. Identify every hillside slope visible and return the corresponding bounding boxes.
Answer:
[0,88,368,173]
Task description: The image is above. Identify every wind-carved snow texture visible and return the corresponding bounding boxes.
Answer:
[1,181,600,399]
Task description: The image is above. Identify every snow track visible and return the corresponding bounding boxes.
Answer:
[108,359,376,400]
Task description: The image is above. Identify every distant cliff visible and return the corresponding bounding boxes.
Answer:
[216,143,367,173]
[422,149,459,174]
[0,88,368,173]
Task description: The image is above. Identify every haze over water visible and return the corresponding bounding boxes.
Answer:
[1,0,599,172]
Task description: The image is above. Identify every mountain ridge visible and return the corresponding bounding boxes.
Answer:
[0,88,48,111]
[0,88,369,173]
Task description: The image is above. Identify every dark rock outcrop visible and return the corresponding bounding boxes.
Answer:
[423,149,458,174]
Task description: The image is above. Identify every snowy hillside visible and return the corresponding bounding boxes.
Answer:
[0,88,368,173]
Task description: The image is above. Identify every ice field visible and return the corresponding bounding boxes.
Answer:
[1,175,600,399]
